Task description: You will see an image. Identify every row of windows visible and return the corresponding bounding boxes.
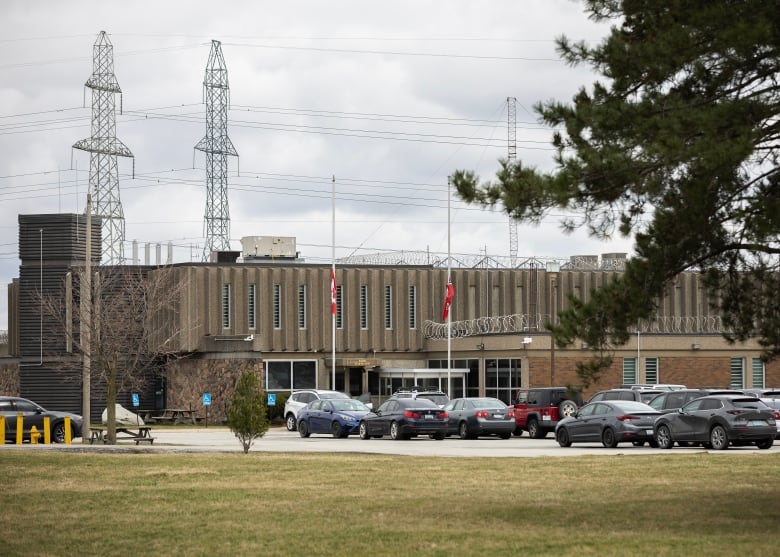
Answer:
[622,357,765,389]
[221,282,418,331]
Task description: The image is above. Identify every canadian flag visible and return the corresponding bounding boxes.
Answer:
[442,276,454,320]
[330,268,337,316]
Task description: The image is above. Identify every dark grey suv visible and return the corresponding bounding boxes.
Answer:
[0,396,83,443]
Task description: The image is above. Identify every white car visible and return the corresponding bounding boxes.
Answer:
[284,390,350,431]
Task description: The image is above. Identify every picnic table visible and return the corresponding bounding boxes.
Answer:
[89,426,155,445]
[150,408,198,425]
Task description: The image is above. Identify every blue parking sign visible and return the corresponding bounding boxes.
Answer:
[131,393,139,407]
[267,393,276,406]
[203,393,211,406]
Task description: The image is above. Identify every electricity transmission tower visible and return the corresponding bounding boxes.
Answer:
[195,40,238,261]
[73,30,134,264]
[507,96,518,267]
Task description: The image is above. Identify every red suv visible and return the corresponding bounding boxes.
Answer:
[511,387,583,438]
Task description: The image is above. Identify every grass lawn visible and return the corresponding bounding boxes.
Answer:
[0,450,777,556]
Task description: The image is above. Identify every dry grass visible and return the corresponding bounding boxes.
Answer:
[1,451,778,556]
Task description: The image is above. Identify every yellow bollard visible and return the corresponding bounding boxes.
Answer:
[43,416,51,444]
[64,417,72,444]
[0,416,4,444]
[16,412,23,445]
[30,425,40,444]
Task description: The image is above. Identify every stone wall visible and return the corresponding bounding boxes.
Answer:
[165,356,264,423]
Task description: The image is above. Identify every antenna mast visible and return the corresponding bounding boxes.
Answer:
[73,31,133,264]
[195,40,238,261]
[507,96,518,267]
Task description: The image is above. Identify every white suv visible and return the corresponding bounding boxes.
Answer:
[284,390,351,431]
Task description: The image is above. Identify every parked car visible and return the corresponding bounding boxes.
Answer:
[296,398,371,438]
[588,388,664,404]
[0,396,83,443]
[283,390,351,431]
[391,386,450,408]
[358,397,448,440]
[442,397,515,439]
[621,384,686,391]
[554,400,661,448]
[654,395,776,450]
[510,387,583,438]
[647,389,744,414]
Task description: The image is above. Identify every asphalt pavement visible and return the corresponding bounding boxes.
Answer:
[3,426,778,457]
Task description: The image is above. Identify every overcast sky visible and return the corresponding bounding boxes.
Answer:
[0,0,635,329]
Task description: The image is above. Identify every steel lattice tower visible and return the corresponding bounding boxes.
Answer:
[195,40,238,261]
[73,31,133,264]
[507,97,518,267]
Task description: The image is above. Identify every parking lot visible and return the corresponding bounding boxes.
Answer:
[10,427,778,457]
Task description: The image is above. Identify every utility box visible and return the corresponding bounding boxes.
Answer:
[241,236,298,259]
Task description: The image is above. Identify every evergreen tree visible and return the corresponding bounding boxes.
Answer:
[227,369,269,453]
[452,0,780,386]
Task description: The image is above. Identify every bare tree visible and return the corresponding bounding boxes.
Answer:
[38,265,190,443]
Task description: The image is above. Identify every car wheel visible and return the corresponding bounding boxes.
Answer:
[756,437,774,450]
[458,422,471,440]
[709,425,729,450]
[556,427,571,447]
[285,413,297,431]
[331,421,343,439]
[559,400,578,418]
[656,425,673,449]
[390,421,402,440]
[359,421,370,440]
[528,419,545,439]
[298,420,310,438]
[52,421,66,444]
[602,427,618,448]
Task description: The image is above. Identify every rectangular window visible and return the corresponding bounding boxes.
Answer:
[622,357,637,385]
[360,284,368,329]
[645,357,659,384]
[751,358,764,389]
[247,283,256,330]
[265,360,317,391]
[384,285,393,330]
[273,283,281,329]
[298,284,307,329]
[408,285,417,330]
[730,357,744,389]
[336,285,343,329]
[221,283,231,329]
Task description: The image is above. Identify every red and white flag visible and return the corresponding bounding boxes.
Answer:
[330,268,337,316]
[442,276,454,320]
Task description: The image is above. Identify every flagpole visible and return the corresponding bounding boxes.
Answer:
[331,175,336,390]
[447,176,452,397]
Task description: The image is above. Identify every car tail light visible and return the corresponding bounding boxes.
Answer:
[404,411,421,419]
[616,414,640,421]
[474,410,489,418]
[507,409,515,418]
[438,411,448,419]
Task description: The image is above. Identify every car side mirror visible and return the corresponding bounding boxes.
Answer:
[677,408,685,414]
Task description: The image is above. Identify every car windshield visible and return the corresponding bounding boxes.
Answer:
[417,394,449,406]
[610,401,657,413]
[330,399,369,411]
[400,398,438,408]
[319,392,350,399]
[471,398,507,409]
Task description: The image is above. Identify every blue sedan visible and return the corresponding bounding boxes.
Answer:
[297,398,371,438]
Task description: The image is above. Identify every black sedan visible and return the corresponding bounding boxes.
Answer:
[358,397,448,440]
[442,397,514,439]
[654,395,776,450]
[555,400,661,448]
[0,396,83,443]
